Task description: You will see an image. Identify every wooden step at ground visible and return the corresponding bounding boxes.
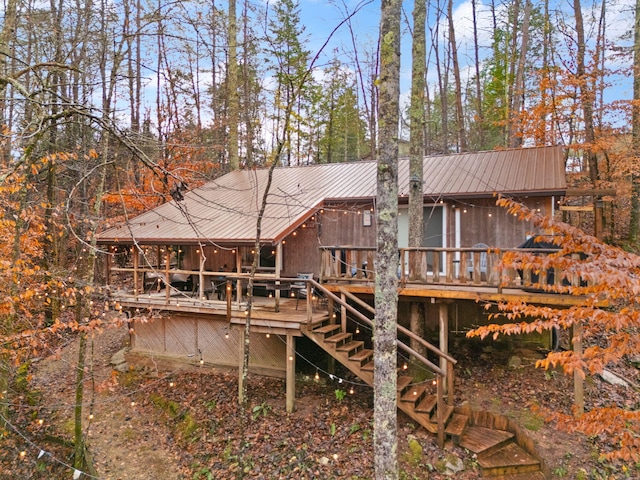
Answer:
[444,413,468,444]
[400,385,427,407]
[415,394,437,415]
[478,442,541,477]
[325,332,352,347]
[361,360,374,372]
[313,323,342,338]
[349,348,373,366]
[335,340,364,355]
[489,472,546,480]
[459,426,514,456]
[396,376,413,394]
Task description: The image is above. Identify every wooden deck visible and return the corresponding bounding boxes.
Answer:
[112,290,329,335]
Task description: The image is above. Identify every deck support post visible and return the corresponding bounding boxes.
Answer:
[165,247,171,304]
[340,292,347,332]
[198,250,205,300]
[286,334,296,412]
[238,328,245,405]
[275,242,282,312]
[439,302,448,394]
[133,247,139,300]
[573,321,584,416]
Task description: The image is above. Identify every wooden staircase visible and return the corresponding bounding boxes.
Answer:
[301,315,544,478]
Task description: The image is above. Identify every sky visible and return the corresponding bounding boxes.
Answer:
[289,0,637,106]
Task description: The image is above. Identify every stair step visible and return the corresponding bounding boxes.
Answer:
[349,348,373,366]
[489,472,546,480]
[336,340,364,355]
[396,376,413,394]
[478,442,541,477]
[308,315,332,328]
[444,413,468,444]
[325,332,352,347]
[459,426,514,456]
[430,405,454,424]
[415,394,437,415]
[361,360,374,372]
[313,323,342,338]
[400,385,427,406]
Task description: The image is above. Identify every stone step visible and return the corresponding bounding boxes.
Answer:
[478,442,541,477]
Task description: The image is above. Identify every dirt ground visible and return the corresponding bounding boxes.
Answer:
[3,324,638,479]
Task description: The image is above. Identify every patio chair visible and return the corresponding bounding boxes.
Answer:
[467,243,488,280]
[293,273,314,310]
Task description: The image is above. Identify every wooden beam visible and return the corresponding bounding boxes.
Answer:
[565,188,616,196]
[439,303,448,390]
[559,205,593,212]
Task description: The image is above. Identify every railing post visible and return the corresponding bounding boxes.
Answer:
[226,280,232,322]
[447,361,455,406]
[437,375,445,448]
[133,247,139,301]
[432,250,440,283]
[306,282,312,322]
[165,247,171,304]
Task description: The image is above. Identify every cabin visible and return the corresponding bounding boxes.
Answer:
[97,146,581,472]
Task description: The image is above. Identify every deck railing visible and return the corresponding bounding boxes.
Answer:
[311,280,456,446]
[319,245,570,291]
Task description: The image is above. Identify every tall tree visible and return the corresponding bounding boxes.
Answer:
[265,0,311,166]
[573,0,598,183]
[448,0,466,152]
[630,0,640,243]
[408,0,426,364]
[375,0,401,477]
[227,0,239,170]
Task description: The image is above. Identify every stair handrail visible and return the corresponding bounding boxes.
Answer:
[338,287,457,366]
[309,279,446,377]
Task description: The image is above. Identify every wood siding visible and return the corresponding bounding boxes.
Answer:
[131,313,287,376]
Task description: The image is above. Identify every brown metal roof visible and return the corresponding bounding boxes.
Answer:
[98,146,566,245]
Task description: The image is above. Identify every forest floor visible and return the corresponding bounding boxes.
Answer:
[2,322,638,480]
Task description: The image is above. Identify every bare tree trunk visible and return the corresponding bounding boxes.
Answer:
[409,0,426,363]
[471,0,485,148]
[574,0,598,184]
[375,0,400,477]
[433,0,448,153]
[448,0,466,152]
[228,0,239,170]
[508,0,531,147]
[630,0,640,243]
